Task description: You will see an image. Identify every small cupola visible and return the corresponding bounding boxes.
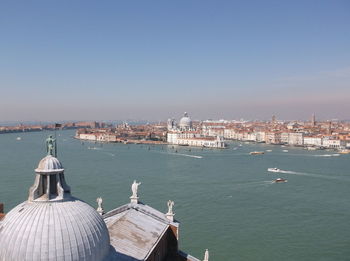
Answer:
[28,136,71,202]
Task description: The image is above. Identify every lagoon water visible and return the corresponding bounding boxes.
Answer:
[1,130,350,260]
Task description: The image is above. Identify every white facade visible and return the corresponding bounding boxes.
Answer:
[303,136,323,147]
[223,128,236,139]
[167,112,227,148]
[78,133,117,142]
[177,136,226,148]
[323,139,346,149]
[288,133,304,146]
[255,131,266,142]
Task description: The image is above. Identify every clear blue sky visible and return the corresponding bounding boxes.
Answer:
[1,0,349,121]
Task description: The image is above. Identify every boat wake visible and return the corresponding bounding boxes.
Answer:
[277,170,347,181]
[231,180,274,190]
[88,147,102,150]
[167,152,203,159]
[87,147,115,156]
[312,154,340,157]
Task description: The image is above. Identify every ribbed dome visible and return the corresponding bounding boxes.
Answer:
[0,199,111,261]
[179,112,192,130]
[35,155,64,173]
[0,140,113,261]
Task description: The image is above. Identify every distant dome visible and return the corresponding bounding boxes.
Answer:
[35,155,64,173]
[179,112,192,130]
[0,199,111,261]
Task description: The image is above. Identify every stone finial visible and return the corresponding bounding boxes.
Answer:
[96,197,104,215]
[203,249,209,261]
[130,180,141,204]
[166,200,175,221]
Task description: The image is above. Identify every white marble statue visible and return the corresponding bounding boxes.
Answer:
[203,249,209,261]
[96,197,104,215]
[167,200,174,215]
[131,180,141,198]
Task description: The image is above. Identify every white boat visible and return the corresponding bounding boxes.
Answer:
[16,137,22,141]
[282,150,288,152]
[266,150,272,152]
[250,151,264,155]
[306,147,317,151]
[268,167,280,173]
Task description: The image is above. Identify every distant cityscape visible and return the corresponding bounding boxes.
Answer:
[3,113,350,151]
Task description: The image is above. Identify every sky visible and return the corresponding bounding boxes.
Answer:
[0,0,349,122]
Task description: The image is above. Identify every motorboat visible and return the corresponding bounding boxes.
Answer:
[273,178,287,183]
[268,167,280,173]
[16,137,22,141]
[306,147,317,151]
[266,149,272,152]
[282,150,289,152]
[249,151,264,155]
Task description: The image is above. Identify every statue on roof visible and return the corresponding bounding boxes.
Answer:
[96,197,104,215]
[167,200,174,215]
[131,180,141,198]
[46,135,56,156]
[203,249,209,261]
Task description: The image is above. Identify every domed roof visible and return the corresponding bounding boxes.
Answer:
[0,199,111,261]
[0,138,112,261]
[35,155,64,173]
[179,112,192,129]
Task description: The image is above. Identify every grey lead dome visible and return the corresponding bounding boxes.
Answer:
[35,155,64,173]
[0,200,111,261]
[0,154,112,261]
[179,112,192,130]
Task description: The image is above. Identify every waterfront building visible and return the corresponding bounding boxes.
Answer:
[223,128,236,139]
[280,132,290,144]
[77,132,118,142]
[303,136,323,147]
[322,138,346,149]
[0,139,204,261]
[255,131,266,143]
[288,132,304,146]
[167,113,226,148]
[265,132,281,144]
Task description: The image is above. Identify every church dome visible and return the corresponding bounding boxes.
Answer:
[35,155,64,173]
[0,137,112,261]
[0,199,111,261]
[179,112,192,130]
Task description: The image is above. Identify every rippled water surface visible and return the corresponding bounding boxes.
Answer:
[1,130,350,260]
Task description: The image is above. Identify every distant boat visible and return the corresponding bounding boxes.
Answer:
[266,149,272,152]
[250,151,264,155]
[268,167,280,173]
[16,137,21,141]
[306,147,317,151]
[273,178,287,183]
[339,149,350,154]
[282,150,289,152]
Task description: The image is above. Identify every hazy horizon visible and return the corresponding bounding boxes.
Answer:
[1,1,349,122]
